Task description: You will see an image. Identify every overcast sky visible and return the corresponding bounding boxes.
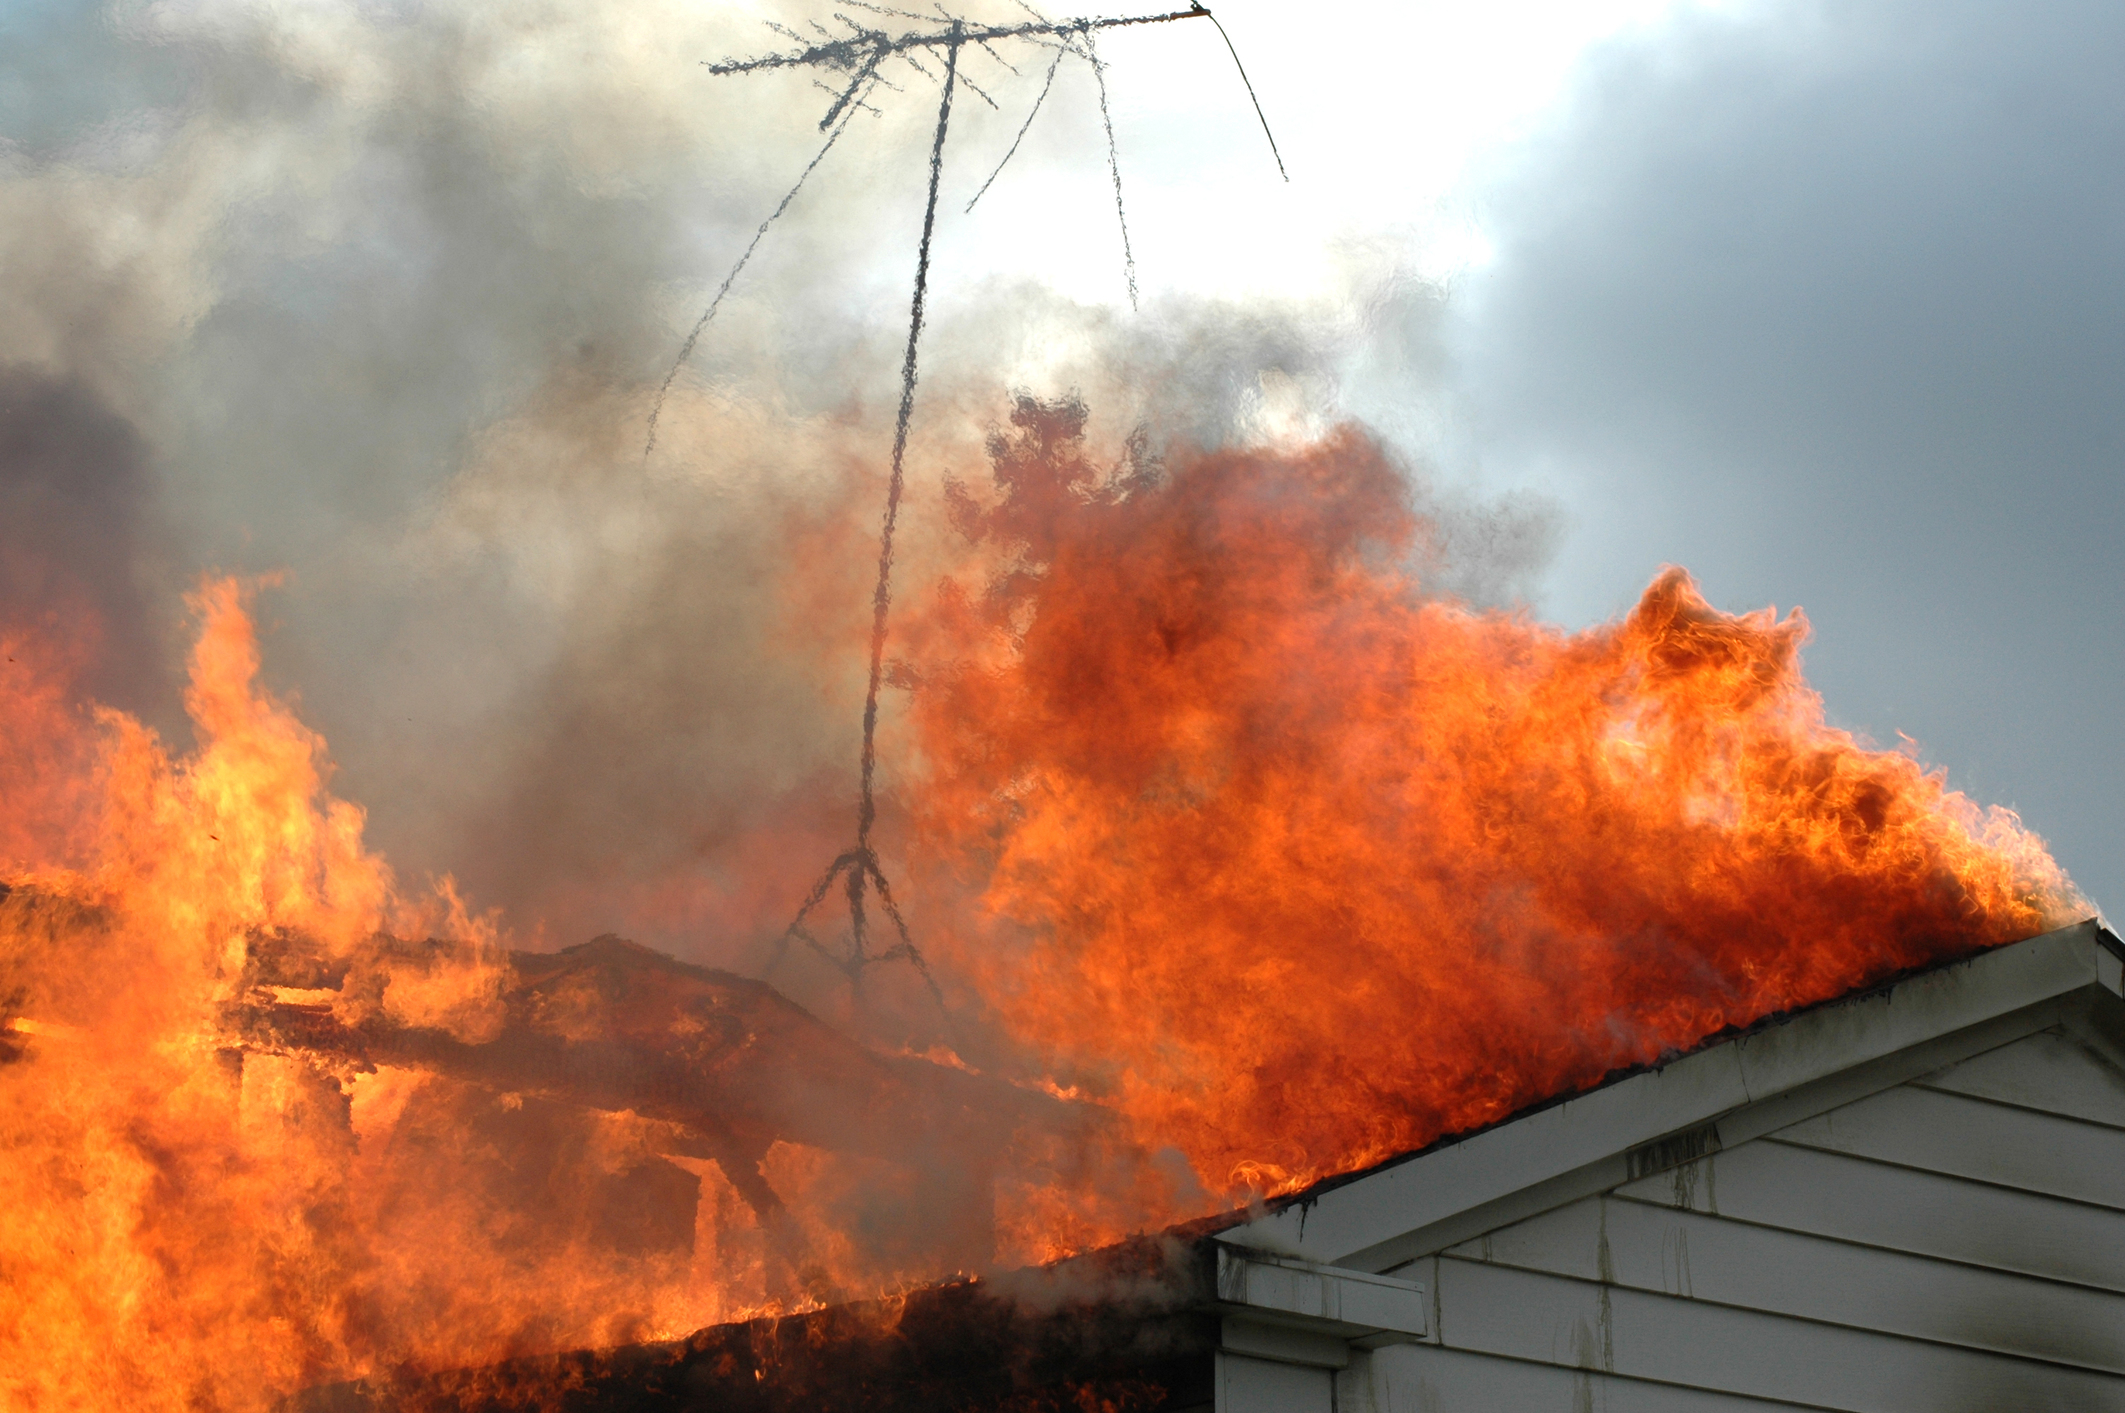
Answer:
[1,0,2114,946]
[1450,0,2124,918]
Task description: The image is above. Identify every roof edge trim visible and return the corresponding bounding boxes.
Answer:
[1220,919,2111,1266]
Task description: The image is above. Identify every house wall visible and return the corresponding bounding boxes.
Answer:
[1216,1352,1333,1413]
[1308,1019,2125,1412]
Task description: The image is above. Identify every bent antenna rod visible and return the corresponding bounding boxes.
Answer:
[676,3,1284,997]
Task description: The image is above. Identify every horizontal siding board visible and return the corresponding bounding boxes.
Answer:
[1217,1352,1333,1413]
[1444,1194,2125,1372]
[1772,1084,2125,1209]
[1350,997,2076,1275]
[1359,1343,1836,1413]
[1611,1140,2125,1292]
[1432,1257,2125,1412]
[1915,1030,2125,1131]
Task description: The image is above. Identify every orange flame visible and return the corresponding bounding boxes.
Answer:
[0,611,108,876]
[903,403,2077,1199]
[0,408,2083,1407]
[0,581,728,1410]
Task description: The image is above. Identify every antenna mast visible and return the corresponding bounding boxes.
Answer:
[676,3,1282,998]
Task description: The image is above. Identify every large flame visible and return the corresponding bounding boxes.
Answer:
[903,399,2077,1196]
[0,582,726,1410]
[0,407,2082,1408]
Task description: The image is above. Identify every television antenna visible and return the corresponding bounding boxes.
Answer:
[655,3,1285,998]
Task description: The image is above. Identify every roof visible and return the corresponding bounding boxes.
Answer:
[302,916,2125,1410]
[1218,915,2124,1274]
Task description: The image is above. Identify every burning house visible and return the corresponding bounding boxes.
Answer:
[8,0,2125,1405]
[0,404,2103,1409]
[291,914,2125,1412]
[1203,915,2125,1411]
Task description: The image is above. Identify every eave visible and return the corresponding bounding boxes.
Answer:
[1218,916,2125,1274]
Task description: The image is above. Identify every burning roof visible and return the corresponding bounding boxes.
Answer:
[291,916,2123,1412]
[295,1230,1227,1413]
[0,407,2089,1409]
[895,396,2080,1190]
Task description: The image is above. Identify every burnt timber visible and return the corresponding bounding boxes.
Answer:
[227,930,1089,1281]
[298,917,2125,1412]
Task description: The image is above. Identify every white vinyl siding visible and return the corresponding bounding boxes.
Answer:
[1338,1025,2125,1412]
[1356,1342,1816,1412]
[1612,1135,2125,1291]
[1770,1084,2125,1207]
[1217,1353,1332,1413]
[1911,1029,2125,1128]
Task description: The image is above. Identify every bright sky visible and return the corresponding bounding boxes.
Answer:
[881,0,1707,305]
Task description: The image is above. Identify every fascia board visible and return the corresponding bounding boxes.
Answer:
[1212,1246,1427,1339]
[1218,919,2109,1268]
[1337,989,2070,1276]
[1722,921,2104,1102]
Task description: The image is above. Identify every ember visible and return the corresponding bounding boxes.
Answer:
[0,409,2079,1410]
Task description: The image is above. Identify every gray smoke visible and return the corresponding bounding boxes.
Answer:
[0,367,173,719]
[0,0,1549,1010]
[1447,0,2123,913]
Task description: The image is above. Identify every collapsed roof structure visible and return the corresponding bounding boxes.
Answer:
[306,916,2125,1412]
[228,929,1087,1291]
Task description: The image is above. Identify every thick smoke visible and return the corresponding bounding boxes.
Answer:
[0,1,1545,1002]
[0,368,172,717]
[0,12,2090,1398]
